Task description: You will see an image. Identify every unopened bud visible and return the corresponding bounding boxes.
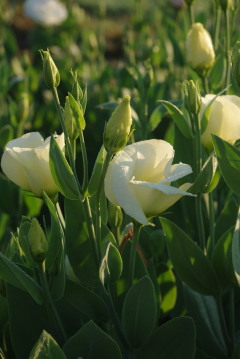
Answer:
[28,219,48,263]
[108,202,123,229]
[232,41,240,89]
[103,95,132,154]
[39,49,60,88]
[71,70,83,102]
[182,80,202,115]
[186,23,215,73]
[64,96,79,140]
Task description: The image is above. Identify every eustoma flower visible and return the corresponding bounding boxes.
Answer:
[23,0,68,26]
[201,94,240,151]
[1,132,64,197]
[104,139,194,225]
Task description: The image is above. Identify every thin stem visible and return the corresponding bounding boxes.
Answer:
[208,192,215,249]
[214,7,221,51]
[128,221,142,288]
[216,295,232,356]
[225,9,231,93]
[38,262,67,342]
[202,73,210,94]
[193,113,205,251]
[82,196,99,264]
[95,151,113,260]
[52,87,81,192]
[189,4,195,25]
[228,288,235,351]
[79,129,89,194]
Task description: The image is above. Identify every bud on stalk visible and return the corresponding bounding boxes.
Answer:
[39,49,60,89]
[28,218,48,263]
[186,23,215,73]
[182,80,202,115]
[103,95,132,154]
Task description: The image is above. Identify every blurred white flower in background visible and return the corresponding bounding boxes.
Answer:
[23,0,68,26]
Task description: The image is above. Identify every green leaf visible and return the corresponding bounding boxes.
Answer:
[63,321,122,359]
[68,92,86,130]
[122,276,157,348]
[212,227,237,291]
[49,136,82,200]
[63,279,109,322]
[7,285,51,359]
[0,125,13,148]
[189,154,219,194]
[148,105,163,132]
[184,286,228,358]
[212,135,240,196]
[18,217,35,265]
[0,253,43,305]
[232,207,240,285]
[136,317,196,359]
[29,330,66,359]
[157,264,177,315]
[161,218,220,295]
[87,145,106,196]
[100,242,123,285]
[159,100,193,139]
[43,193,65,301]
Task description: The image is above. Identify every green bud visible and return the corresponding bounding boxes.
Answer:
[232,41,240,89]
[99,242,123,285]
[103,95,132,154]
[64,96,79,140]
[28,219,48,263]
[108,202,123,229]
[39,49,60,89]
[182,80,202,115]
[70,70,83,102]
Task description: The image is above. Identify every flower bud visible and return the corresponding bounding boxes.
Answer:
[39,49,60,88]
[71,70,83,102]
[186,23,215,73]
[182,80,202,115]
[103,95,132,154]
[232,41,240,90]
[28,218,48,263]
[108,202,123,229]
[64,96,79,140]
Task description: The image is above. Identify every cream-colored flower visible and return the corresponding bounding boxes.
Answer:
[186,23,215,71]
[1,132,64,196]
[104,139,194,225]
[201,95,240,151]
[23,0,68,26]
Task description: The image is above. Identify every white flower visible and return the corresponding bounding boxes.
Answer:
[201,94,240,151]
[104,139,194,225]
[1,132,64,197]
[186,23,215,71]
[23,0,68,26]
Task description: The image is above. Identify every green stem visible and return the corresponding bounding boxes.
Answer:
[202,73,210,94]
[52,87,81,192]
[208,192,215,249]
[95,151,113,260]
[225,9,231,93]
[79,129,89,194]
[228,288,235,351]
[38,262,67,342]
[82,196,99,264]
[189,4,195,25]
[216,295,232,356]
[193,113,205,251]
[214,7,221,51]
[128,221,142,288]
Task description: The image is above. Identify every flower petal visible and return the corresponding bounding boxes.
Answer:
[161,163,193,184]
